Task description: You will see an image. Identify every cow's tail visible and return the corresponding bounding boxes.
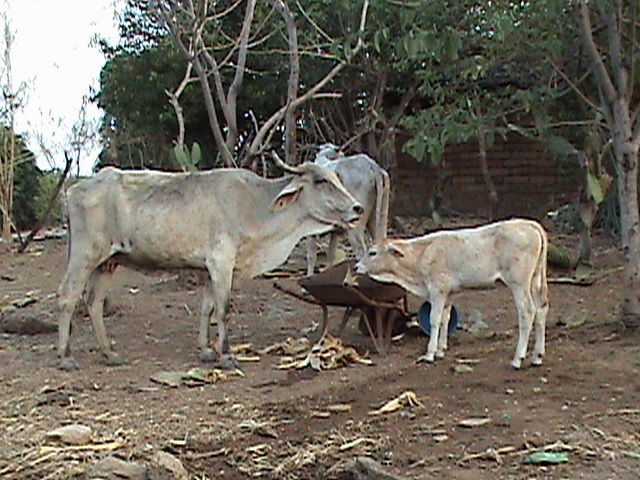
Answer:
[63,188,72,266]
[374,167,390,242]
[532,221,549,310]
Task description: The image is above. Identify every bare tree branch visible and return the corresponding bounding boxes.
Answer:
[269,0,300,163]
[578,1,617,104]
[166,61,196,149]
[155,0,235,166]
[249,0,371,157]
[224,0,257,156]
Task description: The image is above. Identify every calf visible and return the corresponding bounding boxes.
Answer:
[355,219,549,369]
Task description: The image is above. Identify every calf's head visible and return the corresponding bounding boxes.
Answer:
[356,240,410,282]
[271,162,363,231]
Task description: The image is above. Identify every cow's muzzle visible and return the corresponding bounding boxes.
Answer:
[346,203,364,228]
[354,260,367,275]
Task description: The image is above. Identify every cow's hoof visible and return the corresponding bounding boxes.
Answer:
[59,357,80,371]
[105,353,124,366]
[416,353,435,364]
[217,354,238,370]
[199,348,217,363]
[435,350,446,359]
[508,361,522,371]
[531,356,543,367]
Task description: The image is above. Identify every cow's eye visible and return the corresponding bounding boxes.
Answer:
[314,177,329,185]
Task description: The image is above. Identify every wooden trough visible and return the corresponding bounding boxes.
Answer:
[275,261,409,355]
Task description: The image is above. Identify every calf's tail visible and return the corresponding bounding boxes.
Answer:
[532,221,549,309]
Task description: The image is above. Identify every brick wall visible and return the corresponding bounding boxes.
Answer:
[392,134,582,218]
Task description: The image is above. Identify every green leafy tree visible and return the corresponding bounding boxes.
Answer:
[34,170,65,226]
[9,135,39,231]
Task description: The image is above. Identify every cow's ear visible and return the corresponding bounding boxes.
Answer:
[385,244,405,258]
[271,178,303,212]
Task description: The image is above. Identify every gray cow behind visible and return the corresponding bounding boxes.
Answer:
[57,157,362,371]
[305,144,390,276]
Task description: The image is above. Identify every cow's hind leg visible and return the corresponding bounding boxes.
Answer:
[198,276,217,363]
[85,266,121,365]
[326,232,342,266]
[346,228,367,260]
[510,285,536,370]
[57,264,94,371]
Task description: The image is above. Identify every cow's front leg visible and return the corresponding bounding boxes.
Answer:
[305,236,319,276]
[201,258,236,369]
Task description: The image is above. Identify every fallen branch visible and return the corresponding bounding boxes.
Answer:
[460,440,598,464]
[369,391,423,416]
[548,266,624,286]
[339,438,376,452]
[585,408,640,418]
[460,446,517,463]
[38,440,125,454]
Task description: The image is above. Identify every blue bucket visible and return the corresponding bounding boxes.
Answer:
[418,301,459,336]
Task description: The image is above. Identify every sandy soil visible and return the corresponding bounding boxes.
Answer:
[0,219,639,480]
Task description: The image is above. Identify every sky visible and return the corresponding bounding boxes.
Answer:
[4,0,121,176]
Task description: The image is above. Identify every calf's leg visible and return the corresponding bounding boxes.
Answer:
[436,302,453,356]
[531,269,549,366]
[510,285,536,369]
[424,296,446,363]
[531,302,548,366]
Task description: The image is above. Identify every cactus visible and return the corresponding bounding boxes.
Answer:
[173,142,201,172]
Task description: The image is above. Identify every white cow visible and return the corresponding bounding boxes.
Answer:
[57,157,362,371]
[355,218,549,369]
[306,144,390,276]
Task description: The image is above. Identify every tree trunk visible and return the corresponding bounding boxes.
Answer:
[616,142,640,319]
[577,0,640,323]
[477,127,498,220]
[270,0,300,164]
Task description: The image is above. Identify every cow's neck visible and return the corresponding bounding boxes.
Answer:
[234,177,334,280]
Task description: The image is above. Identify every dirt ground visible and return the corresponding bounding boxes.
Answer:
[0,217,639,480]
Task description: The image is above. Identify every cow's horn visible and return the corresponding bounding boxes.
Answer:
[270,151,302,174]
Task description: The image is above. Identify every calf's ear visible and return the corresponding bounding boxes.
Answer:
[385,244,405,258]
[271,177,304,212]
